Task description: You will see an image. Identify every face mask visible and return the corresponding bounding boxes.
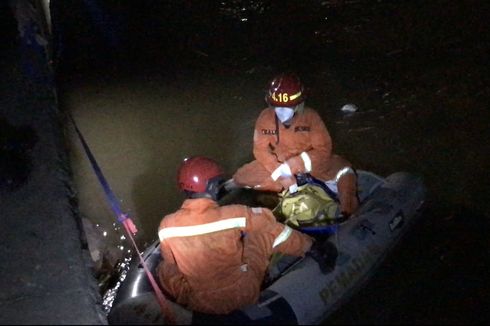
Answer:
[275,107,295,123]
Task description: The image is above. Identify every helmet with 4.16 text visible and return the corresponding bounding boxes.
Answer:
[266,73,305,107]
[177,156,224,194]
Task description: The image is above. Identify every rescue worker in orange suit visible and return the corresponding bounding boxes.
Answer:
[156,156,313,315]
[232,73,360,218]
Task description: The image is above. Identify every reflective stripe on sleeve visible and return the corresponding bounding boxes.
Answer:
[272,225,293,248]
[159,217,246,241]
[300,152,312,173]
[271,166,282,181]
[335,167,355,183]
[271,163,292,181]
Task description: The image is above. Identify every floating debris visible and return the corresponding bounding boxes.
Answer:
[348,126,375,132]
[341,103,359,113]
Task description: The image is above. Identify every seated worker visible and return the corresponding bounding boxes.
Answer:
[232,73,359,218]
[156,156,314,315]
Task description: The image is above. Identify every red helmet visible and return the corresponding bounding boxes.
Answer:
[177,156,224,193]
[266,73,305,107]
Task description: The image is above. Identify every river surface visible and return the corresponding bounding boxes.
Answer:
[55,1,490,323]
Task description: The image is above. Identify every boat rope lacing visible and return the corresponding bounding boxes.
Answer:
[69,114,176,324]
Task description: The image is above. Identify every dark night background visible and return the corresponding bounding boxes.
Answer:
[2,0,490,324]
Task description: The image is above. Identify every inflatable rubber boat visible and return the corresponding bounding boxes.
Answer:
[107,170,426,324]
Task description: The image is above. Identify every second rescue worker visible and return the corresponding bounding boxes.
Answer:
[232,73,360,218]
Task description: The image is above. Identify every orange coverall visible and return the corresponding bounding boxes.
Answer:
[157,198,313,315]
[234,106,351,191]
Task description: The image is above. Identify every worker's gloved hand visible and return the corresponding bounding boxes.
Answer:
[306,240,338,274]
[222,178,238,191]
[278,175,298,193]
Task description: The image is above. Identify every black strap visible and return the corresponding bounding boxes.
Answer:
[274,114,280,144]
[296,173,339,202]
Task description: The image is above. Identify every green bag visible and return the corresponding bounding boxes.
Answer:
[273,183,339,228]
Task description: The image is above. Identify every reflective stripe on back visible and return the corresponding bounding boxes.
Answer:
[159,217,246,241]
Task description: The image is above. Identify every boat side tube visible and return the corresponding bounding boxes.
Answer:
[266,172,426,324]
[108,242,300,324]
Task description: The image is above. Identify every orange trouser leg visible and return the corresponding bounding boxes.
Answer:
[337,172,359,217]
[323,155,359,216]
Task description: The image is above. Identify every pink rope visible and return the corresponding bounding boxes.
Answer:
[122,220,176,324]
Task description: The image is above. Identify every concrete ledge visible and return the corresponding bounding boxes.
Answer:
[0,10,107,324]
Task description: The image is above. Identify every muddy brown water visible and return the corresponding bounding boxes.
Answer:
[55,1,490,323]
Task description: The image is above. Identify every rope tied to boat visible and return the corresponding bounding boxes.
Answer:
[68,114,176,324]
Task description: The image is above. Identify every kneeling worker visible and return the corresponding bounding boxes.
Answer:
[157,156,313,315]
[232,73,359,217]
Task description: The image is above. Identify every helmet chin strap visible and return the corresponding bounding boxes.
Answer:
[295,102,305,114]
[186,175,226,200]
[191,176,225,201]
[187,192,218,201]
